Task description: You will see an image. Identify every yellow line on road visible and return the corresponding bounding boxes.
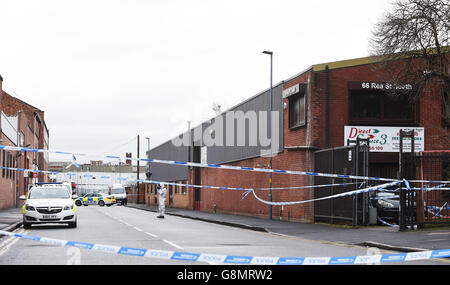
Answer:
[0,229,29,257]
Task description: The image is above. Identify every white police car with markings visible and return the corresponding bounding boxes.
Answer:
[74,193,116,207]
[20,185,78,228]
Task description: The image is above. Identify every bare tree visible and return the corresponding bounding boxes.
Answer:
[370,0,450,104]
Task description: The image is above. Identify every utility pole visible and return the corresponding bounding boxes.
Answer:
[137,135,140,202]
[145,136,150,205]
[263,50,273,220]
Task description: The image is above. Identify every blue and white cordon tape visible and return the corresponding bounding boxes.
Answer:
[0,165,407,206]
[0,230,449,264]
[2,164,449,207]
[2,144,450,184]
[4,162,449,207]
[244,181,403,206]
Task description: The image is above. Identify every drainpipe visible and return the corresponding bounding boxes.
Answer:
[325,65,330,148]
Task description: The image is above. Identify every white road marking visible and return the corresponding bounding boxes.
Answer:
[97,208,183,250]
[162,239,183,250]
[145,232,158,238]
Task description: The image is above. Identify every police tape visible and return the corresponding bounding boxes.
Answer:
[4,162,450,209]
[3,145,450,184]
[0,164,438,208]
[244,181,403,206]
[375,218,418,229]
[0,164,405,207]
[426,203,449,217]
[376,217,399,227]
[253,182,362,191]
[0,166,255,192]
[0,229,449,264]
[0,165,394,195]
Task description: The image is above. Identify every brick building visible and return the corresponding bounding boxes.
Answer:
[0,75,49,210]
[146,53,449,223]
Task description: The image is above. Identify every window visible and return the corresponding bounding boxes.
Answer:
[6,152,10,179]
[349,90,415,125]
[182,182,187,195]
[288,93,306,128]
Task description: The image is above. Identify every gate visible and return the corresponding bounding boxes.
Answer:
[399,129,450,229]
[403,151,450,228]
[314,138,370,226]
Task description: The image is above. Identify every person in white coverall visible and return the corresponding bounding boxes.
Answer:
[157,183,167,219]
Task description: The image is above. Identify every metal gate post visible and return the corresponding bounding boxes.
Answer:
[399,129,415,231]
[354,145,358,227]
[360,138,370,225]
[347,137,370,226]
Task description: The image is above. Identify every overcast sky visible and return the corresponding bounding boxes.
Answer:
[0,0,394,164]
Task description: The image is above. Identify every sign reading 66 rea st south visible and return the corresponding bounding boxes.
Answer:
[344,126,425,152]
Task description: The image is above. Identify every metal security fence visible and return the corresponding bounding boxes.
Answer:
[411,151,450,228]
[314,140,370,226]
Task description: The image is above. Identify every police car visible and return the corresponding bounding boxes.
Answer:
[20,185,78,228]
[74,193,116,207]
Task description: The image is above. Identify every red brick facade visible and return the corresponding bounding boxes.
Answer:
[0,75,49,210]
[182,55,449,223]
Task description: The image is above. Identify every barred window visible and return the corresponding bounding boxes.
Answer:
[288,93,306,128]
[182,182,187,195]
[1,150,4,178]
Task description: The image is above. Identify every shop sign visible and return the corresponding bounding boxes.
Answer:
[344,126,424,152]
[348,81,413,91]
[282,84,299,98]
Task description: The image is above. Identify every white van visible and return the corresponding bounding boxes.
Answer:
[110,184,127,205]
[61,182,74,195]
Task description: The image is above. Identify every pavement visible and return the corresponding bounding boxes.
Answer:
[1,203,450,254]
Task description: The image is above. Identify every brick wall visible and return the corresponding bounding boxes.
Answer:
[184,70,318,222]
[144,180,191,210]
[0,133,17,209]
[0,81,48,210]
[180,59,449,223]
[0,75,2,131]
[2,91,48,183]
[313,62,449,151]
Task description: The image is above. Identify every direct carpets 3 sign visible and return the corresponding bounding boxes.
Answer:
[344,126,424,152]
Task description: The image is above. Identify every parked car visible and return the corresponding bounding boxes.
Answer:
[74,193,116,207]
[372,192,399,224]
[20,185,78,228]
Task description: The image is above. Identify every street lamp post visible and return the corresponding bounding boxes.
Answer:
[263,50,273,220]
[145,137,150,152]
[145,137,151,205]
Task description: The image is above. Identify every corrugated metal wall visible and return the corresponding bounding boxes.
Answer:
[147,140,189,182]
[206,83,283,164]
[148,83,284,181]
